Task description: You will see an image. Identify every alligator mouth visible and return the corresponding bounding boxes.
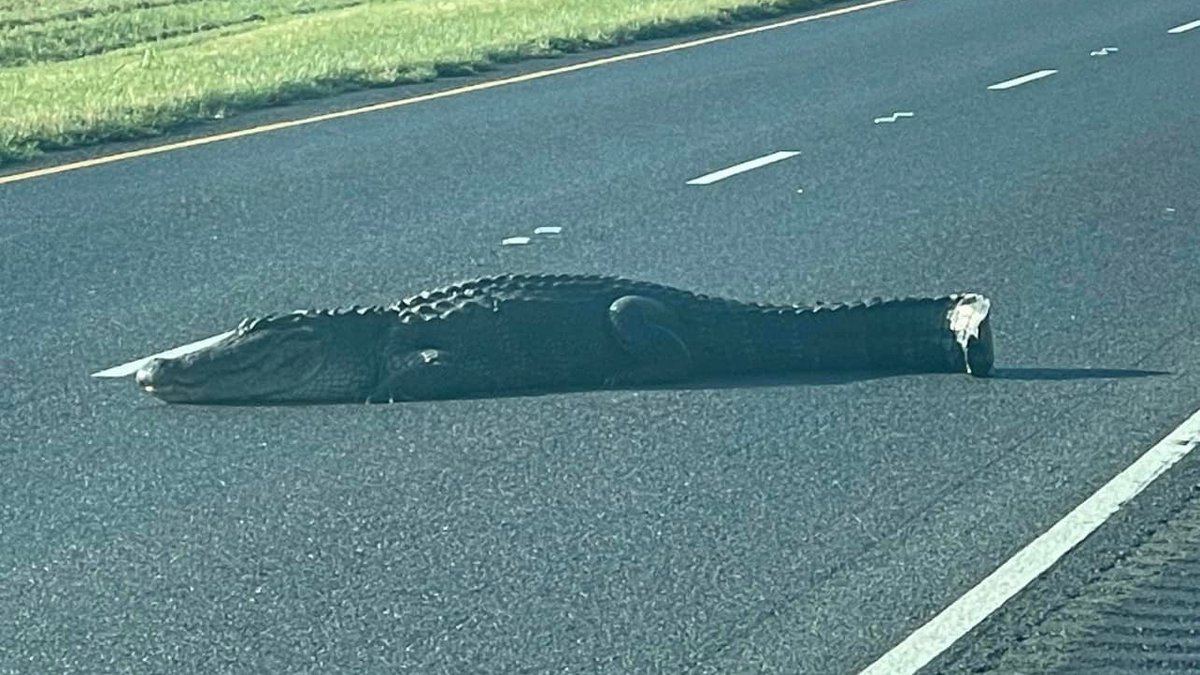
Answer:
[135,361,274,403]
[135,348,328,404]
[135,359,194,402]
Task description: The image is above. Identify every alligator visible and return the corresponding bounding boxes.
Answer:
[135,273,994,405]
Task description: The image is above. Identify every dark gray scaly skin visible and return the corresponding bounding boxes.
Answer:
[135,273,995,404]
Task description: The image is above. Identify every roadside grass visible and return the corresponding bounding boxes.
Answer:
[0,0,365,67]
[0,0,837,166]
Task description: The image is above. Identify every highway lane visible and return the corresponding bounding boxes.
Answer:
[2,0,1199,672]
[927,419,1200,674]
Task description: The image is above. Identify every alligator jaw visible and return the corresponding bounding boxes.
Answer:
[136,358,187,402]
[135,361,157,391]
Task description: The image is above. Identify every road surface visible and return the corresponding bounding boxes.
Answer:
[1,0,1198,672]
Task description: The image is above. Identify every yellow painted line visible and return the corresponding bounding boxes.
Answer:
[0,0,906,187]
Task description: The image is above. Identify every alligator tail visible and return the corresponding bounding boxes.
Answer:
[790,293,995,377]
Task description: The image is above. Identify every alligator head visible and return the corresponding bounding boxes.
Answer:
[136,307,391,404]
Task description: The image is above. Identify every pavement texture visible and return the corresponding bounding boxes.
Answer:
[929,429,1200,675]
[1,0,1198,673]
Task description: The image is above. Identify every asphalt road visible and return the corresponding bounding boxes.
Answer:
[2,0,1199,673]
[932,433,1200,674]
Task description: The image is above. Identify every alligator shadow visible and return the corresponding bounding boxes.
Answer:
[144,366,1170,408]
[417,366,1171,402]
[988,367,1169,381]
[657,366,1169,393]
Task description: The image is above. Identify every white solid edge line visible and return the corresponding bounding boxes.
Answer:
[1167,18,1200,34]
[90,330,236,378]
[0,0,907,187]
[858,406,1200,675]
[686,151,801,185]
[987,69,1058,91]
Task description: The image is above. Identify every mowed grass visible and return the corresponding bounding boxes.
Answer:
[0,0,836,166]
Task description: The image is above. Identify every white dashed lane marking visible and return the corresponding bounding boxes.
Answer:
[686,151,801,185]
[1167,18,1200,34]
[873,111,915,124]
[987,69,1059,91]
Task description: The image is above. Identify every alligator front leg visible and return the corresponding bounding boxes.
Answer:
[605,295,693,386]
[368,347,466,403]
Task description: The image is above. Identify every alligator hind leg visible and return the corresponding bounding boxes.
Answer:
[606,295,693,386]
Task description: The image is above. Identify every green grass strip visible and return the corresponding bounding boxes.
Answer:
[0,0,835,167]
[0,0,364,67]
